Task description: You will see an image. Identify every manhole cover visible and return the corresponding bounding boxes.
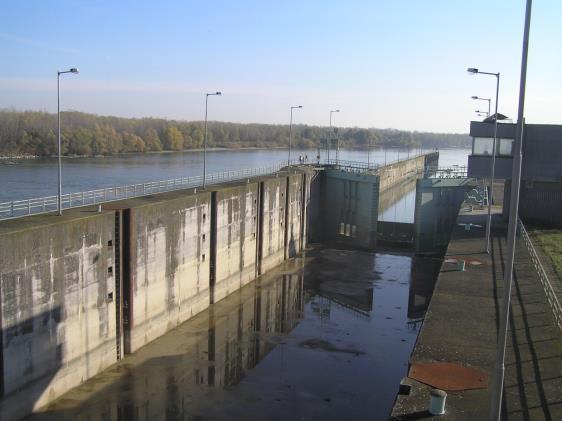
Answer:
[409,362,488,391]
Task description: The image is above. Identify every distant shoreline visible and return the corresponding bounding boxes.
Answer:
[0,145,467,161]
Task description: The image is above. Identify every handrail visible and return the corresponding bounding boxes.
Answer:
[518,219,562,331]
[0,151,438,221]
[424,166,468,179]
[0,161,302,220]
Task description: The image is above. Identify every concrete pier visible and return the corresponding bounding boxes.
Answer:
[390,212,562,420]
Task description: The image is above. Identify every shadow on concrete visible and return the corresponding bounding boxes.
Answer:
[23,273,305,421]
[0,307,62,421]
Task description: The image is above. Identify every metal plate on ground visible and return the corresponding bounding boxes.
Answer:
[409,362,489,391]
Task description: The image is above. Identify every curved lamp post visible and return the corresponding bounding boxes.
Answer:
[468,67,500,254]
[57,67,79,215]
[288,105,302,167]
[328,109,339,162]
[471,95,492,116]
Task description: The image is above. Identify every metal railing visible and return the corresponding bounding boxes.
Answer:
[518,219,562,330]
[323,159,380,172]
[0,162,297,220]
[424,165,468,179]
[324,152,431,173]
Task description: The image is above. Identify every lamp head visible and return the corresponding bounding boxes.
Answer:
[298,105,303,108]
[216,91,222,95]
[70,68,79,74]
[467,68,478,74]
[471,96,478,99]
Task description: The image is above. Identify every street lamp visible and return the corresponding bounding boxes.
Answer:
[328,109,340,162]
[475,110,489,117]
[471,95,491,116]
[203,91,222,188]
[467,67,500,254]
[288,105,302,167]
[57,67,79,216]
[490,1,532,419]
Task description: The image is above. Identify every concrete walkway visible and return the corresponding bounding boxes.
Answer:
[390,213,562,420]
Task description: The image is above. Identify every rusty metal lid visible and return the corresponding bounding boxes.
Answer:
[409,362,488,391]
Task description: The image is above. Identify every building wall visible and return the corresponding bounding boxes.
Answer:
[127,192,211,353]
[0,212,116,416]
[504,180,562,228]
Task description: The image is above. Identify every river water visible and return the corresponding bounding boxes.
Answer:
[28,248,441,421]
[0,148,469,205]
[1,148,469,224]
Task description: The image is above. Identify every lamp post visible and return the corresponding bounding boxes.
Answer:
[57,68,79,216]
[467,67,500,254]
[490,1,532,419]
[328,109,340,163]
[203,91,222,188]
[471,95,492,116]
[288,105,302,167]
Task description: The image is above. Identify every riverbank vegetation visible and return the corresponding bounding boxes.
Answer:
[0,110,471,157]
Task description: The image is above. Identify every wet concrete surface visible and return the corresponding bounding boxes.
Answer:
[25,247,441,421]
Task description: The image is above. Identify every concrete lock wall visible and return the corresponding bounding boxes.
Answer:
[0,169,313,419]
[320,169,380,249]
[259,176,288,274]
[414,178,472,255]
[285,173,306,258]
[212,182,259,304]
[0,211,117,416]
[378,155,426,192]
[126,191,211,353]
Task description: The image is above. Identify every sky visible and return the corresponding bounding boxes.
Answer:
[0,0,560,133]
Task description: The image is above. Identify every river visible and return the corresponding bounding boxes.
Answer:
[0,148,469,203]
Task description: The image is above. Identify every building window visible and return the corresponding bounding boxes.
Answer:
[472,137,514,157]
[498,139,514,156]
[472,137,494,155]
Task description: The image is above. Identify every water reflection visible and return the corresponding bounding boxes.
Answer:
[28,250,439,421]
[378,178,417,223]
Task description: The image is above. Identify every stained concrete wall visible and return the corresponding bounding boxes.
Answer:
[126,191,211,353]
[320,169,380,249]
[413,178,472,255]
[212,183,259,303]
[285,173,306,258]
[377,155,427,192]
[0,210,116,416]
[0,167,311,419]
[259,177,288,274]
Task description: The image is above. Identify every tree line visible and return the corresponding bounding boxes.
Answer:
[0,110,471,157]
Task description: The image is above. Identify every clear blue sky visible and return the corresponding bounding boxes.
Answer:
[0,0,560,133]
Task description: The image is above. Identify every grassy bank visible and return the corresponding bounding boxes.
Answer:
[532,229,562,280]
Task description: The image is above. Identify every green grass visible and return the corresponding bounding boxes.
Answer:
[532,229,562,281]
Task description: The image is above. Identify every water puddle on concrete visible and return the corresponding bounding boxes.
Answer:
[27,248,440,421]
